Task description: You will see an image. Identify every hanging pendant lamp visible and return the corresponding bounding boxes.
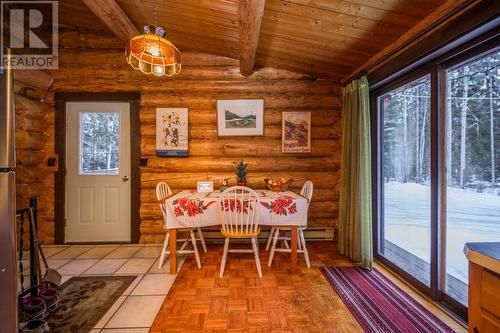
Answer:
[125,1,181,77]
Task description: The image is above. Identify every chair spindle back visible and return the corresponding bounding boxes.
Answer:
[220,186,260,236]
[300,181,314,205]
[156,182,173,220]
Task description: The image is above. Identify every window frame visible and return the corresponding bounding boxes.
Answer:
[371,65,439,300]
[370,32,500,322]
[438,38,500,320]
[78,111,122,175]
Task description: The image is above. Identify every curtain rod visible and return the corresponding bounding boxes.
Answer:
[342,0,477,85]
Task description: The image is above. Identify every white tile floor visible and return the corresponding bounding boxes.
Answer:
[18,244,184,332]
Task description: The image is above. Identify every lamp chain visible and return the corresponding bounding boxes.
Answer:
[153,0,158,27]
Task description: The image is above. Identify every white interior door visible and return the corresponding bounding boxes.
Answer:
[66,102,131,242]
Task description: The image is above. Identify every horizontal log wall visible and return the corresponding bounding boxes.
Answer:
[14,70,55,244]
[50,29,342,244]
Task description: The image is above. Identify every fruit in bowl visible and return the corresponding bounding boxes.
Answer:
[264,177,293,192]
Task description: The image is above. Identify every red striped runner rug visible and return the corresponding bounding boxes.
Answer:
[321,266,456,333]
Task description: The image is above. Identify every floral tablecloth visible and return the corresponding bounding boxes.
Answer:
[164,190,308,229]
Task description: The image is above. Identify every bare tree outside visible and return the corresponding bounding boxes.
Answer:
[380,50,500,306]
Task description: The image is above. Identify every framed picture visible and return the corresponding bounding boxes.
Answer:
[217,99,264,136]
[197,181,214,193]
[282,111,311,153]
[156,108,188,156]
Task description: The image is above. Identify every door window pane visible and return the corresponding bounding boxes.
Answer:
[380,75,432,286]
[80,112,120,174]
[445,50,500,305]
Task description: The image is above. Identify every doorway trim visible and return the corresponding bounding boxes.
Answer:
[54,92,141,244]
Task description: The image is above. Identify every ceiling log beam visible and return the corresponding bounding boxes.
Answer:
[239,0,265,76]
[81,0,139,43]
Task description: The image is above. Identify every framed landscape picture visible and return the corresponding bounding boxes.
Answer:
[217,99,264,136]
[282,111,311,153]
[156,108,188,156]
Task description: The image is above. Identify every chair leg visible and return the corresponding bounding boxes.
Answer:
[283,232,290,249]
[266,227,275,251]
[300,230,310,268]
[197,227,207,253]
[190,230,201,269]
[220,237,230,278]
[268,228,280,267]
[251,237,263,278]
[158,231,170,269]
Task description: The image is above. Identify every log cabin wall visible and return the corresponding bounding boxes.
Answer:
[14,70,55,244]
[49,29,342,244]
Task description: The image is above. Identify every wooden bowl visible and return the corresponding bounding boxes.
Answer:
[264,178,293,192]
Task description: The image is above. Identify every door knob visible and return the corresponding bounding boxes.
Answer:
[122,176,129,182]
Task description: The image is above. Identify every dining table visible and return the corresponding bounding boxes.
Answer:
[164,189,309,274]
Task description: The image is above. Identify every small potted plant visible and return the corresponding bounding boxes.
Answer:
[235,160,248,186]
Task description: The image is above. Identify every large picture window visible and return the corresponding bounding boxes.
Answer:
[373,41,500,319]
[379,75,431,287]
[444,50,500,306]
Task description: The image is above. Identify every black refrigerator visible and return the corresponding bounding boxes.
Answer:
[0,44,18,333]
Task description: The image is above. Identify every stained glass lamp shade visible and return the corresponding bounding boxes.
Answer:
[126,25,181,77]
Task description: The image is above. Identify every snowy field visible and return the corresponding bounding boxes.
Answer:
[384,182,500,285]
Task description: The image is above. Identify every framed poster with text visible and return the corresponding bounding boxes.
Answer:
[156,108,188,156]
[282,111,311,153]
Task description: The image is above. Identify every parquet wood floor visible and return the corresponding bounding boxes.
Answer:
[150,241,466,333]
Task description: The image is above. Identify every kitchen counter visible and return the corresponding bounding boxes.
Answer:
[464,242,500,333]
[463,242,500,275]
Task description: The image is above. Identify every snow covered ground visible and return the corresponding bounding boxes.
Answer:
[384,182,500,285]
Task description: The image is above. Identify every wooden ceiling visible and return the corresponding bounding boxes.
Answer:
[57,0,447,80]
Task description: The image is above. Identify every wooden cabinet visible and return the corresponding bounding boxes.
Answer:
[468,262,500,333]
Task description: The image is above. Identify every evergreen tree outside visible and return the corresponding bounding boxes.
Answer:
[80,112,120,174]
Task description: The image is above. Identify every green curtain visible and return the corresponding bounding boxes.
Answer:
[338,75,373,269]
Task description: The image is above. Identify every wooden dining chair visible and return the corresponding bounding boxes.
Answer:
[156,182,206,270]
[157,181,208,254]
[219,186,262,278]
[267,180,313,268]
